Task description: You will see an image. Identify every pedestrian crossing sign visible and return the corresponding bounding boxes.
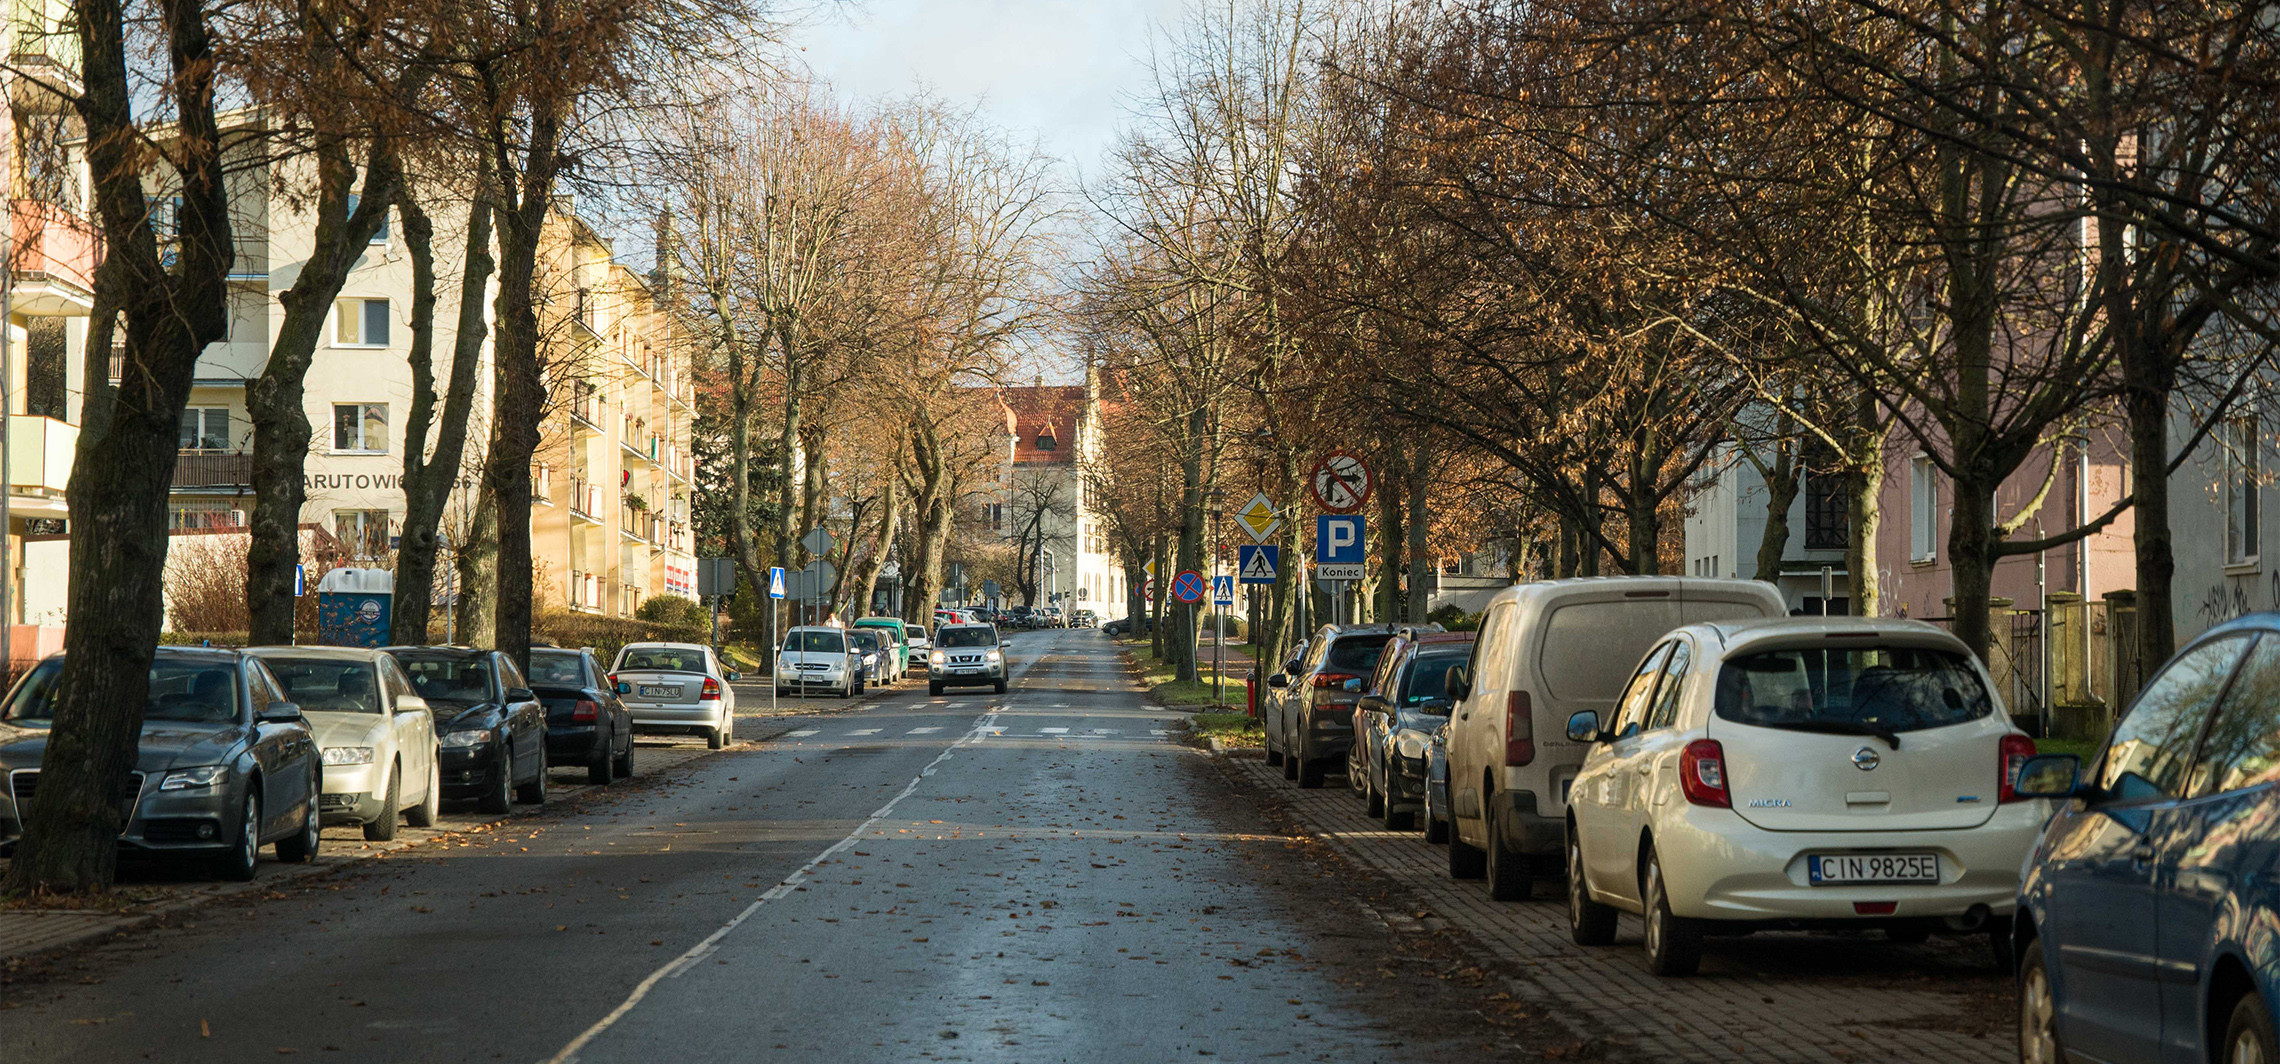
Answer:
[1212,574,1235,607]
[1238,544,1279,585]
[768,566,787,599]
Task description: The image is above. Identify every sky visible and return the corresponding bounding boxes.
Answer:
[787,0,1190,185]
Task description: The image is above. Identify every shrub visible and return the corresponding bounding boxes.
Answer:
[635,595,710,629]
[1426,603,1479,632]
[532,608,710,663]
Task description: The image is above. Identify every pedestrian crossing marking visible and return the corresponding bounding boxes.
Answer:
[784,729,818,738]
[848,728,881,736]
[907,726,942,734]
[1038,727,1069,734]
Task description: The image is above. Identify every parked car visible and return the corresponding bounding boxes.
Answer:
[526,647,634,785]
[1443,577,1786,899]
[2013,612,2280,1064]
[777,627,861,699]
[1004,606,1036,630]
[1072,609,1098,628]
[903,625,932,676]
[853,616,910,678]
[1424,719,1453,844]
[611,642,739,747]
[1039,607,1065,628]
[1103,615,1156,638]
[1264,624,1429,788]
[846,628,891,688]
[1563,617,2040,976]
[1351,631,1475,831]
[929,622,1009,695]
[250,646,441,840]
[388,647,550,812]
[0,647,322,880]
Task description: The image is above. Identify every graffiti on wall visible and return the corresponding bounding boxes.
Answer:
[2197,576,2259,628]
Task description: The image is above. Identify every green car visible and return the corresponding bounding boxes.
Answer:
[852,617,909,677]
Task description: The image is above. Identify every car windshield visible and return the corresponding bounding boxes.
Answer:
[848,631,881,653]
[263,658,383,713]
[939,627,996,648]
[1713,646,1994,734]
[527,652,586,686]
[619,647,708,673]
[909,627,928,641]
[4,657,243,724]
[856,622,900,644]
[392,653,494,705]
[1402,652,1468,707]
[785,631,845,654]
[1326,634,1393,674]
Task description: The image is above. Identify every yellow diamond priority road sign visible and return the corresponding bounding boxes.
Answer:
[1234,493,1283,543]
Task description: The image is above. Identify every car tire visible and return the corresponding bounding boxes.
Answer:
[929,681,945,696]
[708,723,728,750]
[516,753,548,805]
[1485,806,1530,901]
[364,764,401,841]
[479,753,512,814]
[614,737,636,780]
[1567,827,1617,946]
[214,790,261,882]
[2230,996,2280,1064]
[406,759,440,828]
[277,785,320,863]
[2018,941,2065,1064]
[1380,788,1412,832]
[1424,812,1448,844]
[1282,748,1300,781]
[1642,849,1703,977]
[994,680,1008,694]
[1263,734,1283,767]
[589,736,616,784]
[1364,771,1385,818]
[1448,829,1486,880]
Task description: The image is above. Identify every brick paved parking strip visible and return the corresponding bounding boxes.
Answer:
[1225,755,2013,1064]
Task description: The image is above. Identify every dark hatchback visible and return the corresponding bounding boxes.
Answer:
[1265,624,1433,788]
[0,647,322,880]
[386,647,549,813]
[2013,611,2280,1064]
[1350,631,1474,831]
[527,647,633,785]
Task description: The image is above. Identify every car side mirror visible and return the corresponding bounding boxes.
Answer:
[616,681,631,695]
[728,671,742,681]
[1565,710,1603,744]
[1342,677,1365,693]
[1357,695,1389,714]
[258,701,305,724]
[1416,697,1453,715]
[394,694,431,716]
[1265,674,1290,689]
[2015,754,2084,799]
[506,687,537,703]
[1445,664,1472,702]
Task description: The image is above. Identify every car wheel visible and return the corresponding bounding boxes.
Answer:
[994,680,1008,694]
[1380,785,1412,831]
[1364,769,1385,817]
[1448,827,1486,880]
[406,759,441,828]
[1263,731,1284,767]
[277,785,320,863]
[1642,848,1703,976]
[478,751,512,813]
[708,723,728,750]
[516,753,548,804]
[929,681,944,696]
[2226,983,2280,1064]
[214,790,260,882]
[1567,827,1617,946]
[364,763,401,841]
[2018,941,2065,1064]
[614,736,636,779]
[1485,805,1530,901]
[1424,812,1448,844]
[589,735,616,785]
[1282,746,1300,781]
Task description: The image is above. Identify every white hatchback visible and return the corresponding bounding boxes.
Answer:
[1562,617,2044,976]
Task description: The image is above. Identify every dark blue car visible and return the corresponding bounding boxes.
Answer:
[2014,612,2280,1064]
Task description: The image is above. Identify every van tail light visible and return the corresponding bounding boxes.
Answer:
[1680,740,1731,807]
[700,677,723,702]
[1504,690,1534,766]
[571,700,599,723]
[1311,672,1360,690]
[1999,734,2037,803]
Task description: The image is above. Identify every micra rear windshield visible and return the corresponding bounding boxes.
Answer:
[1715,646,1993,735]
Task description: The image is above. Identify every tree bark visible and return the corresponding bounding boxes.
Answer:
[1948,471,1998,661]
[1752,441,1799,584]
[392,169,496,645]
[1375,442,1405,623]
[1406,443,1431,623]
[848,473,900,617]
[483,100,565,672]
[454,486,499,648]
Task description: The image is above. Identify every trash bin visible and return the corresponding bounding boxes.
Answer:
[1247,674,1258,719]
[316,568,395,648]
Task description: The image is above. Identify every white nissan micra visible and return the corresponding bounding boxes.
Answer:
[1563,617,2044,976]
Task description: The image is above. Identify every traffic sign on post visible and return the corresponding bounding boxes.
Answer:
[1233,493,1282,542]
[1237,544,1278,584]
[799,527,836,558]
[1212,575,1235,607]
[1170,570,1206,604]
[697,557,737,598]
[767,566,786,599]
[1309,450,1373,514]
[1316,514,1366,580]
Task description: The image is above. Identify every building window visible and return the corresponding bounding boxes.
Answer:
[2227,416,2260,566]
[345,192,389,244]
[1803,469,1849,550]
[984,502,1004,532]
[170,501,242,530]
[1910,455,1939,563]
[334,509,391,558]
[333,403,388,453]
[179,407,231,451]
[333,297,391,346]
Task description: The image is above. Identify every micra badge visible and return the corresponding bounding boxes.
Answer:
[1746,798,1791,808]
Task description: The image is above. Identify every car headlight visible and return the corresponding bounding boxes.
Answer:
[1394,729,1430,761]
[322,746,377,766]
[986,649,1003,663]
[160,765,229,791]
[930,650,946,664]
[439,729,495,748]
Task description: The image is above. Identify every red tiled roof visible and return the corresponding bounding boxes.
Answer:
[1000,385,1084,465]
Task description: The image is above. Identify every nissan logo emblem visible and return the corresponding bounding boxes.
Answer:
[1853,746,1880,771]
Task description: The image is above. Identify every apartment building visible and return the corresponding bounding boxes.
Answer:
[982,368,1124,619]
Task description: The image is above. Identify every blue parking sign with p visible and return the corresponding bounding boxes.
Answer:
[1317,515,1364,564]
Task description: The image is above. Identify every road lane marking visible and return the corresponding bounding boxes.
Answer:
[847,728,882,736]
[544,708,1001,1064]
[1091,729,1119,735]
[783,729,818,738]
[907,727,942,734]
[1038,727,1068,734]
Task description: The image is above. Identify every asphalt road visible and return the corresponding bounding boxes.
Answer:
[0,630,1499,1063]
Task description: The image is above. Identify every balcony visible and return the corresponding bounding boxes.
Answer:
[568,480,602,523]
[4,415,73,519]
[173,450,252,492]
[11,200,97,315]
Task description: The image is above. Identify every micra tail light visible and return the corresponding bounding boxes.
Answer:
[571,700,599,723]
[1680,740,1731,807]
[1504,690,1534,766]
[700,677,723,701]
[1311,672,1360,690]
[1999,734,2037,803]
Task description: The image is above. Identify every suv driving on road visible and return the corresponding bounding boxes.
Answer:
[929,623,1009,695]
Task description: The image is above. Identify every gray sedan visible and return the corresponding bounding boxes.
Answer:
[0,646,323,881]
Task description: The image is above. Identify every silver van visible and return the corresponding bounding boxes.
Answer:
[1442,577,1785,900]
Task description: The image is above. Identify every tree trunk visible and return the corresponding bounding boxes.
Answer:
[1375,442,1405,623]
[1149,531,1168,661]
[849,474,900,617]
[1947,473,1997,662]
[773,345,806,574]
[1753,441,1799,584]
[1406,443,1431,623]
[454,487,499,648]
[244,144,399,645]
[797,420,826,568]
[1845,400,1891,617]
[392,172,494,645]
[2121,318,2178,673]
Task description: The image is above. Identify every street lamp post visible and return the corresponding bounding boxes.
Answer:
[1206,486,1226,707]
